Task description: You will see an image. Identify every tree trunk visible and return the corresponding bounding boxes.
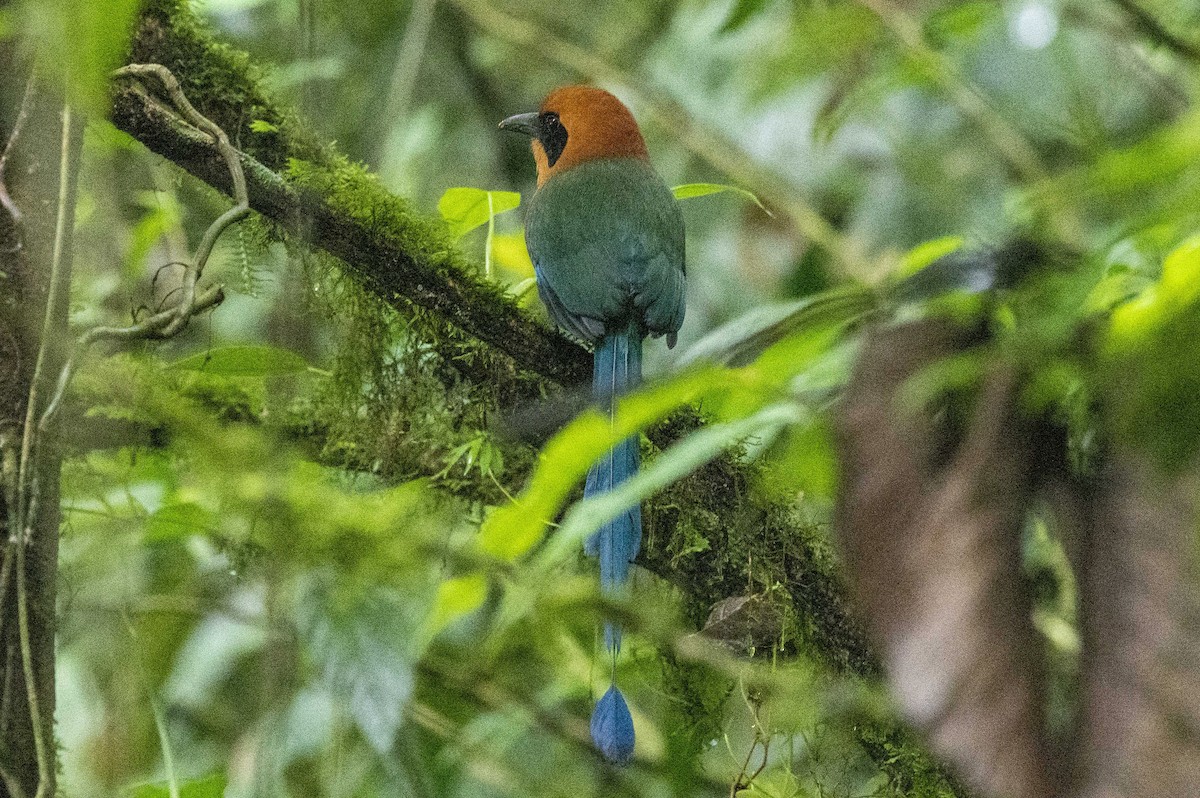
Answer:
[0,49,80,795]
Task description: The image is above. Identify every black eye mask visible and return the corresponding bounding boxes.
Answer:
[538,111,568,167]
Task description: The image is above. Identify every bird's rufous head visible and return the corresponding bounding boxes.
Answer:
[499,86,649,186]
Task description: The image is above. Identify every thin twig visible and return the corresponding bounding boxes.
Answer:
[1108,0,1200,63]
[380,0,439,139]
[10,98,76,798]
[13,100,75,535]
[0,643,13,741]
[855,0,1086,248]
[14,541,46,798]
[858,0,1047,182]
[150,697,180,798]
[0,543,13,644]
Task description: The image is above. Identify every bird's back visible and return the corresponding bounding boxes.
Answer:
[526,157,685,343]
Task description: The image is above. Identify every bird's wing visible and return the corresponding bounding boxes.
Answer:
[534,263,607,342]
[629,232,686,343]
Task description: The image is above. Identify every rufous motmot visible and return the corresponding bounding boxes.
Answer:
[500,86,686,765]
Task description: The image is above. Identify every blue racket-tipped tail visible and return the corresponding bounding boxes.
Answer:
[584,328,644,653]
[591,684,635,765]
[584,327,643,763]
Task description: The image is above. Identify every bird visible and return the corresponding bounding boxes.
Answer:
[500,86,686,765]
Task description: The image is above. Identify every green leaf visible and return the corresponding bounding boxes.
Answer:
[899,236,965,278]
[249,119,280,133]
[679,286,874,368]
[426,573,488,638]
[762,417,837,501]
[167,345,313,377]
[437,187,521,239]
[130,773,226,798]
[1109,235,1200,350]
[720,0,769,32]
[145,502,214,543]
[298,581,422,754]
[672,183,771,215]
[926,1,999,44]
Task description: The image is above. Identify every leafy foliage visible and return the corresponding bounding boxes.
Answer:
[16,0,1200,796]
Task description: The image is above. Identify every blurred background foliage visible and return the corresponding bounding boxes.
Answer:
[4,0,1200,794]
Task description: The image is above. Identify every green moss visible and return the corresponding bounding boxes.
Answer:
[270,240,531,507]
[283,155,519,312]
[857,723,968,798]
[131,0,326,171]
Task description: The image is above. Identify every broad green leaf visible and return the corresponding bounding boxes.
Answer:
[672,183,771,215]
[720,0,769,32]
[249,119,279,133]
[1028,110,1200,209]
[679,286,874,368]
[131,773,226,798]
[491,230,535,278]
[437,187,521,239]
[145,502,213,542]
[298,581,422,754]
[1109,236,1200,350]
[926,1,999,43]
[899,236,965,277]
[761,417,838,502]
[1085,267,1144,316]
[426,572,488,638]
[167,345,312,377]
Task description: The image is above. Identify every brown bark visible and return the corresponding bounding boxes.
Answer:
[836,319,1062,798]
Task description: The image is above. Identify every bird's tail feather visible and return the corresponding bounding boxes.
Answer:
[584,326,642,765]
[591,684,635,766]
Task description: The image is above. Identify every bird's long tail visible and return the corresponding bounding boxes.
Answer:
[584,325,642,765]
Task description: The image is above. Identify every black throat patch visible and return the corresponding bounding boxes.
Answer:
[539,112,569,168]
